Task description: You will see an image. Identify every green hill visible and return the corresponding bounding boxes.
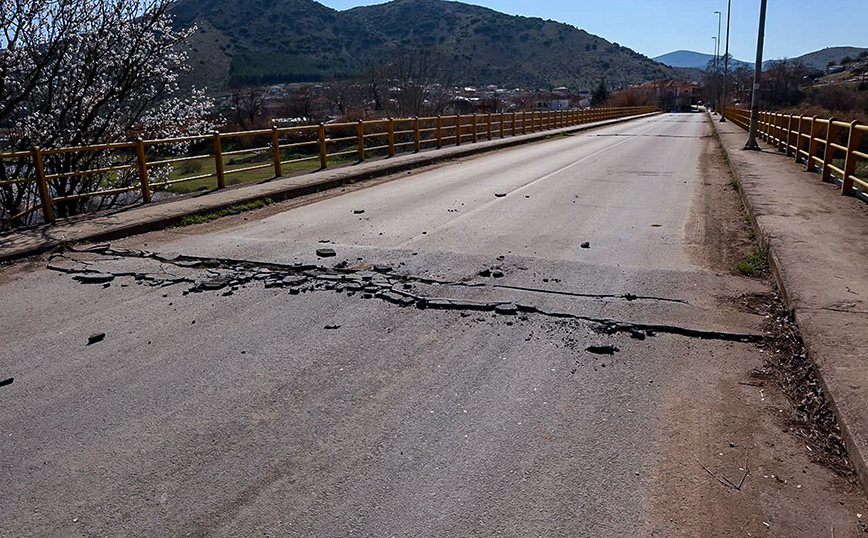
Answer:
[172,0,690,89]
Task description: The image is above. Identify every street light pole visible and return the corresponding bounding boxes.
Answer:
[745,0,768,150]
[720,0,731,122]
[712,36,718,114]
[714,10,722,114]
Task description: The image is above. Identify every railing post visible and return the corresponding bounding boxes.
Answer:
[471,115,478,143]
[387,118,395,157]
[271,127,282,178]
[455,115,462,146]
[436,115,442,148]
[512,111,517,136]
[318,123,328,168]
[841,120,862,195]
[357,120,365,161]
[413,116,420,152]
[212,131,225,189]
[32,146,54,223]
[499,113,505,138]
[794,115,806,163]
[821,118,838,182]
[806,117,820,171]
[783,115,794,156]
[522,111,528,134]
[486,114,492,141]
[134,138,151,203]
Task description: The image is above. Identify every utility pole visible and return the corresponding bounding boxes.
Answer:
[745,0,768,150]
[720,0,731,122]
[714,10,722,114]
[712,36,718,114]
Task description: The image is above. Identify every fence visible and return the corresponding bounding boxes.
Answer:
[724,108,868,196]
[0,106,656,227]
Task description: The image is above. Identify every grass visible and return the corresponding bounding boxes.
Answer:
[735,243,769,276]
[176,198,273,227]
[163,149,361,194]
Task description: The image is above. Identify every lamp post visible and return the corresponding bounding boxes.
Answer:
[720,0,731,122]
[714,10,722,114]
[711,36,718,114]
[745,0,768,150]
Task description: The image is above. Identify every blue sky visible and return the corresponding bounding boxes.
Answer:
[318,0,868,62]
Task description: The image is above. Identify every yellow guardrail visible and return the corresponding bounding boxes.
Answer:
[0,106,656,226]
[724,107,868,196]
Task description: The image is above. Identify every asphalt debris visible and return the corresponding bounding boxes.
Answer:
[316,248,337,258]
[586,344,620,355]
[87,332,106,346]
[0,377,13,388]
[580,242,590,249]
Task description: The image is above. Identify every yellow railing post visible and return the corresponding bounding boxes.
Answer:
[134,138,151,203]
[821,118,838,182]
[486,114,492,141]
[512,111,517,135]
[794,115,806,163]
[357,120,365,161]
[436,115,442,148]
[842,120,862,195]
[806,117,820,171]
[387,118,395,157]
[413,117,420,152]
[271,127,282,178]
[783,115,794,155]
[212,131,226,188]
[32,146,54,223]
[318,123,328,168]
[499,113,505,138]
[522,111,528,134]
[471,115,478,143]
[455,115,462,146]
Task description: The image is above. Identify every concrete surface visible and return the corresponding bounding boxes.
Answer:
[2,113,866,537]
[0,113,658,264]
[713,114,868,494]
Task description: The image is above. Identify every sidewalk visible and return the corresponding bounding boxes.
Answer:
[712,114,868,492]
[0,113,659,264]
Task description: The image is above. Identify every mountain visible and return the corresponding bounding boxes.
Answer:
[654,50,751,70]
[791,47,868,70]
[172,0,693,90]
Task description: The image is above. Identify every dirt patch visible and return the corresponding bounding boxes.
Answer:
[686,126,756,273]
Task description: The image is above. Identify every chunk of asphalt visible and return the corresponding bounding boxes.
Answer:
[324,324,341,330]
[0,377,14,388]
[491,270,505,278]
[316,248,337,258]
[289,287,301,295]
[494,303,518,315]
[478,268,492,277]
[353,209,365,214]
[580,242,590,249]
[87,332,106,346]
[586,344,619,355]
[73,273,115,284]
[494,192,507,197]
[373,265,392,273]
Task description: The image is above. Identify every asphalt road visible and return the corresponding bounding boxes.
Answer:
[2,113,866,537]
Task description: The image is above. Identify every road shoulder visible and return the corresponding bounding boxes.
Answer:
[711,112,868,496]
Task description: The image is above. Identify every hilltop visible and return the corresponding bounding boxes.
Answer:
[655,46,868,71]
[172,0,693,90]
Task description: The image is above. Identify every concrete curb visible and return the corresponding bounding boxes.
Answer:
[0,112,660,263]
[707,112,868,494]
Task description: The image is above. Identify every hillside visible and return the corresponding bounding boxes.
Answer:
[654,50,750,69]
[792,46,868,70]
[171,0,690,90]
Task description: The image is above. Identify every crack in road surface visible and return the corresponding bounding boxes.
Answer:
[48,244,764,344]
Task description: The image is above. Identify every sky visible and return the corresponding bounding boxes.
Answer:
[317,0,868,62]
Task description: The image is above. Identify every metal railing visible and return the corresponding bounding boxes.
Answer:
[0,106,656,226]
[724,107,868,196]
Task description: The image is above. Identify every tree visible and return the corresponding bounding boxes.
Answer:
[591,79,609,106]
[364,49,454,117]
[0,0,213,224]
[229,88,265,130]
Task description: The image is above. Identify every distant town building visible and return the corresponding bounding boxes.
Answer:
[633,80,699,111]
[535,99,570,111]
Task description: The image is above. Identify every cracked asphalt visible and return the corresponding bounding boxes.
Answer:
[2,113,867,537]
